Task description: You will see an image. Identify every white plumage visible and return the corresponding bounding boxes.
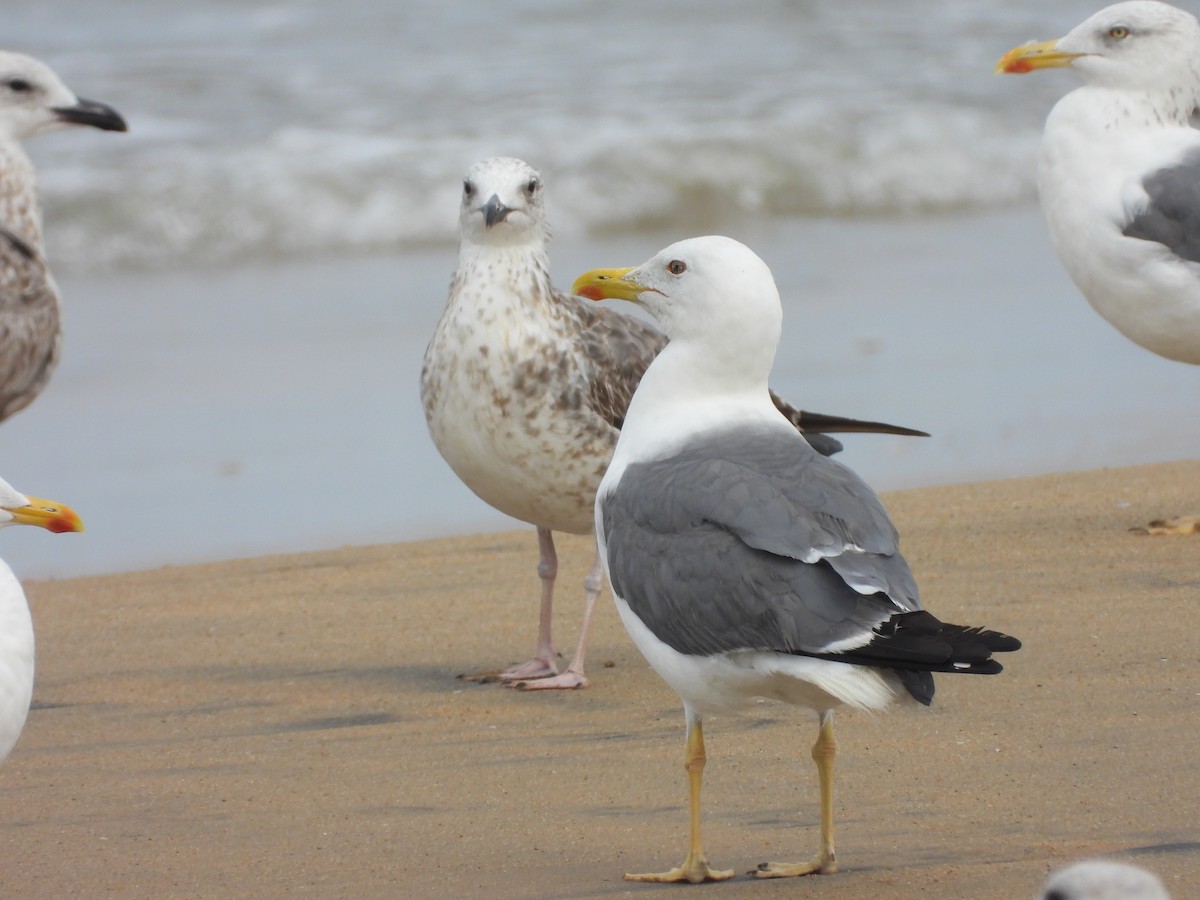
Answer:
[998,2,1200,535]
[0,476,83,764]
[999,1,1200,364]
[1040,859,1170,900]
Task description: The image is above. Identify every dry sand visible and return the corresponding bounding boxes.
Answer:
[1,460,1198,898]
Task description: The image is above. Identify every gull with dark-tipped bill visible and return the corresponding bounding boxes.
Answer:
[420,157,926,690]
[0,51,126,424]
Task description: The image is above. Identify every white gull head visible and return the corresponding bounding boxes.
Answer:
[0,51,126,142]
[458,156,548,250]
[1055,1,1200,93]
[573,235,788,469]
[575,234,782,370]
[1039,858,1170,900]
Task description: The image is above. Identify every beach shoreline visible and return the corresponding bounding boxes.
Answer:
[3,206,1199,583]
[0,460,1196,897]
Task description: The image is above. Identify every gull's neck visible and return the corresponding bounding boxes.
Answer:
[453,235,555,310]
[0,140,43,252]
[1054,82,1199,137]
[609,337,782,471]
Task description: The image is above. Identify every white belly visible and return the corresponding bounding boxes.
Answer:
[0,564,33,763]
[613,596,900,716]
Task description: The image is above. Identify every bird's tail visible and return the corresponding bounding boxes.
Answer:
[811,609,1021,707]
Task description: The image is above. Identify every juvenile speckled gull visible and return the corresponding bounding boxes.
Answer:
[420,157,927,691]
[997,2,1200,534]
[0,52,126,424]
[0,476,84,765]
[574,236,1019,882]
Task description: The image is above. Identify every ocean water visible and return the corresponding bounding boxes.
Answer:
[16,0,1106,270]
[2,0,1198,578]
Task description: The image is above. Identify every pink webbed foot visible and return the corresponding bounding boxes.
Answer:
[513,669,589,691]
[496,657,560,683]
[457,656,558,685]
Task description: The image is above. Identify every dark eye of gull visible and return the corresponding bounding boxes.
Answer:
[6,78,32,93]
[667,260,687,275]
[525,178,540,196]
[463,179,475,200]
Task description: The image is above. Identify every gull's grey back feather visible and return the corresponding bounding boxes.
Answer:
[1123,149,1200,264]
[601,425,919,660]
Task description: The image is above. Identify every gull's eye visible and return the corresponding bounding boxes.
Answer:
[525,178,540,196]
[667,259,687,275]
[6,78,32,93]
[1108,24,1130,40]
[463,179,476,200]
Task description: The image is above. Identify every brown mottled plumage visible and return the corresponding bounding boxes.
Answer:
[0,52,126,424]
[0,229,57,421]
[420,157,924,691]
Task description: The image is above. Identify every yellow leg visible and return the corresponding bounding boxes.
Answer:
[755,709,839,878]
[626,717,735,883]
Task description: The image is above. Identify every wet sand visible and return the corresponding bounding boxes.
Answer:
[1,460,1197,898]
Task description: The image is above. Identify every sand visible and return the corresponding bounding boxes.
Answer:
[1,460,1197,898]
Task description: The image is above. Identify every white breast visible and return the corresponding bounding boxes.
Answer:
[0,559,34,763]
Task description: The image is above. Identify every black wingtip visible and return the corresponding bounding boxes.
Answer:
[816,610,1021,705]
[795,408,930,438]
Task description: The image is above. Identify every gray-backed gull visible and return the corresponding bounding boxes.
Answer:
[575,235,1018,881]
[998,2,1200,534]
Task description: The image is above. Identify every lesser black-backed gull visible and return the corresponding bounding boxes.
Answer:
[574,235,1019,882]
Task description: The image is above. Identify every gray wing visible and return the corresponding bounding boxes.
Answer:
[601,425,919,660]
[1123,149,1200,263]
[0,229,60,422]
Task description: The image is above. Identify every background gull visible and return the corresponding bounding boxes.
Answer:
[575,235,1018,882]
[0,51,126,424]
[1040,859,1170,900]
[420,157,926,691]
[0,475,83,764]
[997,2,1200,534]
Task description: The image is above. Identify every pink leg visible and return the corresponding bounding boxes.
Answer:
[498,527,561,682]
[516,541,604,690]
